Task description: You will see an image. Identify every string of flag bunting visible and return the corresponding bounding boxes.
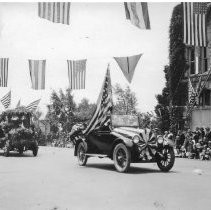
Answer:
[37,2,151,29]
[0,55,142,90]
[0,2,150,115]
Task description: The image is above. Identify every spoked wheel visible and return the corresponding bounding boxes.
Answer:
[32,147,38,156]
[157,147,175,172]
[77,142,88,166]
[113,143,131,173]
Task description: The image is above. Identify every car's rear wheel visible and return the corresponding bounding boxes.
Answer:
[77,142,88,166]
[113,143,131,173]
[157,147,175,172]
[18,147,24,155]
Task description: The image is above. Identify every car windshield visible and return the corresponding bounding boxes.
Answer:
[111,115,139,128]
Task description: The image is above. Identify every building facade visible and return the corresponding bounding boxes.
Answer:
[185,9,211,129]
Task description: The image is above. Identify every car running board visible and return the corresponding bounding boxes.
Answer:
[85,153,108,158]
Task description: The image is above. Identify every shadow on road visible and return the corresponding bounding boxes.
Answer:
[86,163,176,174]
[0,151,35,158]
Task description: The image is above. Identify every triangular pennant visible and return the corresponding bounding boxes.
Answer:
[114,54,142,83]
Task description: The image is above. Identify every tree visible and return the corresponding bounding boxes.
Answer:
[45,88,77,134]
[138,112,159,129]
[155,65,171,132]
[155,4,188,133]
[169,3,188,132]
[75,98,96,122]
[113,84,138,115]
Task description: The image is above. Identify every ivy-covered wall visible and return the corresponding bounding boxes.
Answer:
[155,3,189,132]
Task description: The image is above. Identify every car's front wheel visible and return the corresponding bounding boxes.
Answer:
[32,146,38,156]
[77,142,88,166]
[157,147,175,172]
[113,143,131,173]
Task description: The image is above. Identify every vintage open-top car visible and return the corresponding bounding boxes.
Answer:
[72,115,175,173]
[0,107,38,157]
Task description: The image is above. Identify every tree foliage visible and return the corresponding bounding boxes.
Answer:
[138,112,159,129]
[169,3,188,132]
[45,89,96,134]
[155,3,188,133]
[155,65,171,132]
[113,84,138,115]
[45,88,76,133]
[75,98,96,122]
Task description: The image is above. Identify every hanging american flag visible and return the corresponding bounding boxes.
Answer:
[67,59,86,90]
[0,58,9,87]
[124,2,150,29]
[38,2,71,25]
[186,78,197,117]
[26,99,41,111]
[84,66,113,135]
[28,60,46,90]
[1,90,11,109]
[183,2,208,47]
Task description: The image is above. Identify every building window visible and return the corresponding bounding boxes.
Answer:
[201,47,208,73]
[190,48,195,75]
[199,89,211,106]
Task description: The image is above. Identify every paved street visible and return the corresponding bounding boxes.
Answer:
[0,146,211,210]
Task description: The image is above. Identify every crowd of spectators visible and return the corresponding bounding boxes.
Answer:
[173,127,211,160]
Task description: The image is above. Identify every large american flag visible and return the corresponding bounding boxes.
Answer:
[28,60,46,90]
[183,2,208,47]
[67,59,86,90]
[0,58,9,87]
[84,66,113,135]
[26,99,41,111]
[1,90,11,109]
[38,2,71,25]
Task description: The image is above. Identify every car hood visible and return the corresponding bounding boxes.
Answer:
[111,127,154,142]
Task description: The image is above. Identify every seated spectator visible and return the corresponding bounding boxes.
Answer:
[180,146,186,158]
[200,145,210,160]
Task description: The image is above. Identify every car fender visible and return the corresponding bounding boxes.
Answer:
[111,131,133,148]
[74,139,87,156]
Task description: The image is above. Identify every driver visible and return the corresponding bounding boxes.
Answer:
[69,123,86,145]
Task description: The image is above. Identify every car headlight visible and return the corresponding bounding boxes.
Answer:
[133,135,140,144]
[157,136,164,144]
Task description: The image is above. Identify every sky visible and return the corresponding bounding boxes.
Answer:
[0,2,178,118]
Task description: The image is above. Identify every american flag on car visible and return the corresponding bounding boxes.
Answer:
[84,66,112,135]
